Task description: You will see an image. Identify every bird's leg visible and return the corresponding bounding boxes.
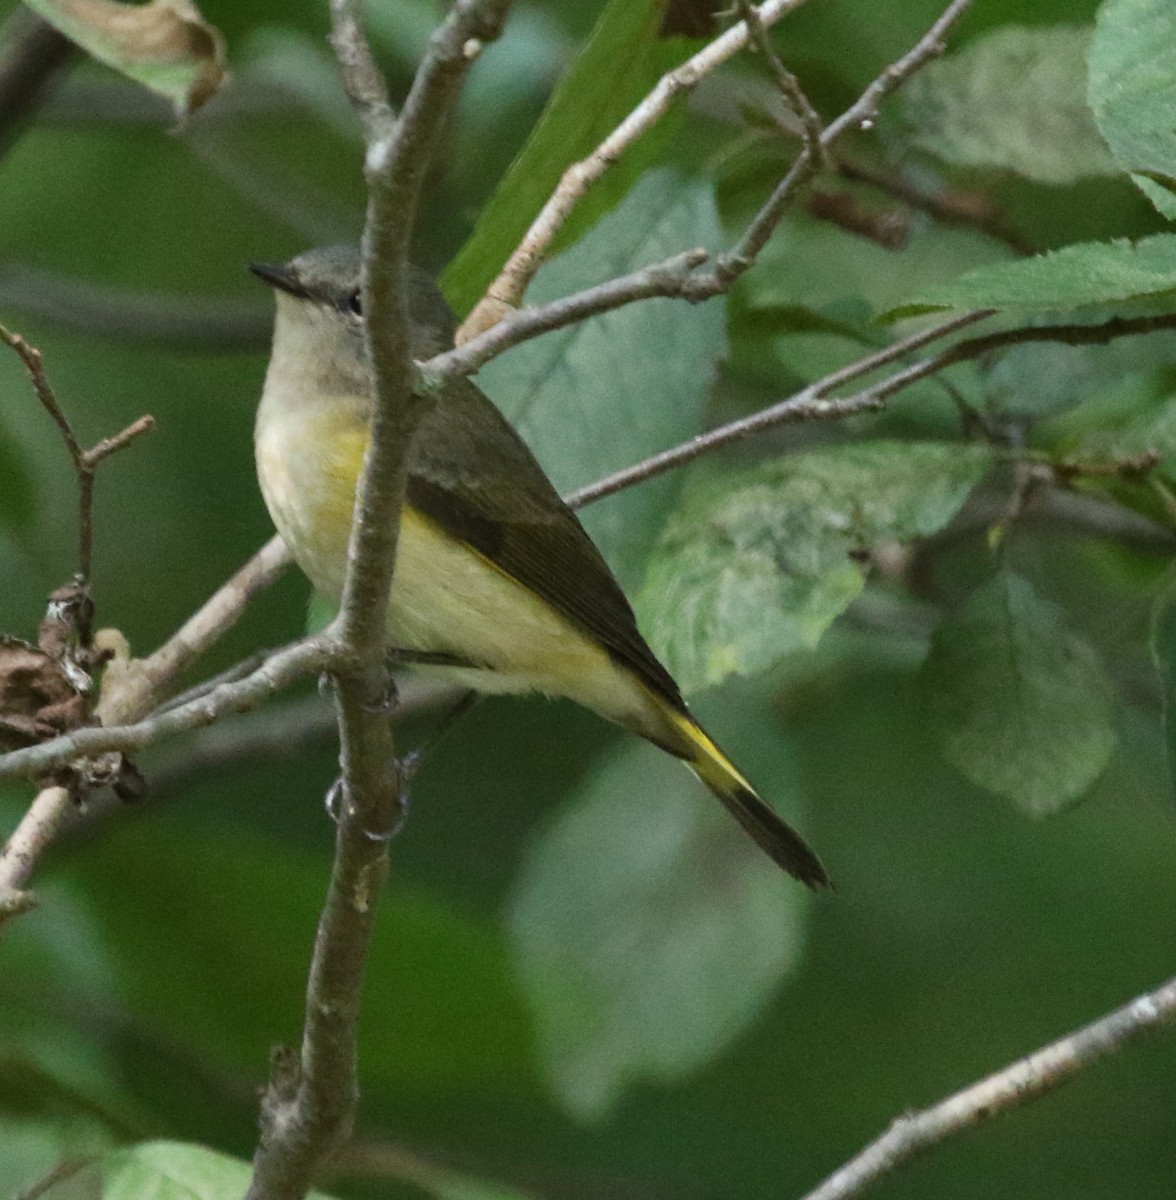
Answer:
[395,688,481,785]
[384,646,479,670]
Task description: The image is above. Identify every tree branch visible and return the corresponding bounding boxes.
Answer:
[0,635,334,786]
[0,786,72,918]
[801,972,1176,1200]
[420,248,710,385]
[246,3,512,1197]
[736,0,825,169]
[702,0,976,291]
[450,0,975,368]
[566,309,991,507]
[458,0,811,339]
[0,324,154,582]
[567,304,1176,507]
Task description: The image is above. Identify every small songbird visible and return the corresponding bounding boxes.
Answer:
[250,246,829,889]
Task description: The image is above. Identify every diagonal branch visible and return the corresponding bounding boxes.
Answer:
[0,636,334,785]
[801,972,1176,1200]
[566,309,991,508]
[443,0,977,374]
[459,0,811,339]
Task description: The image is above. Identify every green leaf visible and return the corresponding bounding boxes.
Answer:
[0,881,154,1135]
[443,0,696,316]
[477,169,725,585]
[1066,376,1176,470]
[1089,0,1176,220]
[64,822,532,1094]
[25,0,227,119]
[101,1141,337,1200]
[900,24,1116,185]
[0,1116,112,1198]
[506,689,812,1121]
[891,233,1176,317]
[983,335,1176,420]
[637,442,993,695]
[922,572,1117,815]
[737,205,1012,323]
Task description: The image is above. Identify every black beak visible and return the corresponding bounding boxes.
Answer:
[248,260,306,298]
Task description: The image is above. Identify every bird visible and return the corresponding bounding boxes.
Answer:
[250,245,829,889]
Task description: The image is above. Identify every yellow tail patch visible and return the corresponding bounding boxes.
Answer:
[665,708,756,799]
[662,706,831,890]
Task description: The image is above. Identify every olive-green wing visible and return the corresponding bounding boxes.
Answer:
[406,377,682,707]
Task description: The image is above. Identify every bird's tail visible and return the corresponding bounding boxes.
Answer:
[666,709,831,890]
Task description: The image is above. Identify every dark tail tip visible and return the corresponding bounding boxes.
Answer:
[727,786,833,891]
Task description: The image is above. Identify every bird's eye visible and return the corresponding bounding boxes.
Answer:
[346,289,363,317]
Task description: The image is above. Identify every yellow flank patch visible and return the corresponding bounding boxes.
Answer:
[387,508,662,730]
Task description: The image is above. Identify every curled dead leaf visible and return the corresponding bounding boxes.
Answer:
[0,634,87,752]
[26,0,228,117]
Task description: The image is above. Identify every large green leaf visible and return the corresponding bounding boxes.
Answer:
[1064,375,1176,472]
[637,442,993,695]
[922,572,1117,815]
[477,169,725,585]
[891,233,1176,317]
[506,688,811,1121]
[983,333,1176,420]
[97,1139,536,1200]
[1089,0,1176,220]
[0,1116,113,1199]
[444,0,697,316]
[101,1141,337,1200]
[60,821,532,1095]
[901,24,1116,185]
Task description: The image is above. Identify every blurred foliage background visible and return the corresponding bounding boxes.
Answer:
[2,0,1176,1196]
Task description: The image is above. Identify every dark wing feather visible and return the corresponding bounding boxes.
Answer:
[406,377,682,707]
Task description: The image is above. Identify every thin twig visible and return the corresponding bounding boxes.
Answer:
[0,636,335,785]
[711,0,977,286]
[327,0,395,141]
[0,324,154,581]
[420,249,710,385]
[459,0,810,339]
[566,309,991,508]
[457,0,974,355]
[801,973,1176,1200]
[836,158,1034,256]
[568,304,1176,507]
[735,0,825,168]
